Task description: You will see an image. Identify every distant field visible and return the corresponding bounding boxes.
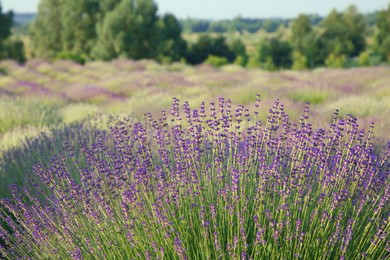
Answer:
[1,59,389,153]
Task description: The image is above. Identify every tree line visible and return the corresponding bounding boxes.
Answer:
[260,5,390,70]
[0,0,389,69]
[0,4,25,62]
[180,15,323,34]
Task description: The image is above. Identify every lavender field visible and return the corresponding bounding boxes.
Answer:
[0,59,389,259]
[1,59,390,151]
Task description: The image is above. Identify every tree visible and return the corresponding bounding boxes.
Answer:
[0,3,12,42]
[99,0,121,13]
[320,6,366,62]
[230,39,248,66]
[91,1,136,60]
[60,0,100,58]
[158,13,187,62]
[30,0,119,59]
[208,21,228,33]
[375,3,390,61]
[321,9,351,56]
[30,0,183,62]
[325,53,347,68]
[186,35,235,65]
[258,37,292,70]
[290,14,319,67]
[0,38,25,63]
[92,0,161,60]
[292,51,308,70]
[29,0,63,58]
[0,3,25,62]
[343,5,366,57]
[290,14,312,47]
[131,0,161,59]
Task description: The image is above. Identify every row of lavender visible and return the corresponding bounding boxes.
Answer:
[0,96,389,259]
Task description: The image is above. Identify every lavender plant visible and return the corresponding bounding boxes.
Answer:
[1,96,389,259]
[0,115,114,198]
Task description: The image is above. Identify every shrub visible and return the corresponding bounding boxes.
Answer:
[0,38,25,63]
[0,116,113,198]
[259,38,293,70]
[234,55,248,67]
[186,35,235,65]
[325,53,347,68]
[358,51,370,66]
[292,51,308,70]
[289,89,330,105]
[204,55,229,68]
[0,66,6,75]
[55,52,86,65]
[0,97,389,259]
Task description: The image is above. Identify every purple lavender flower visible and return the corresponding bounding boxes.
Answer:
[0,97,389,259]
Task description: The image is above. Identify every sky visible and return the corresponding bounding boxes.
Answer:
[1,0,389,20]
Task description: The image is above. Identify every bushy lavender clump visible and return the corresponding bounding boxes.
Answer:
[0,115,114,198]
[1,96,389,259]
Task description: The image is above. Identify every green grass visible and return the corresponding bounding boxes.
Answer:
[0,96,62,135]
[325,95,390,118]
[59,103,101,124]
[288,89,331,105]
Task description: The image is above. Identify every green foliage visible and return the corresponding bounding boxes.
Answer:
[320,5,367,61]
[158,14,188,62]
[246,54,261,68]
[204,55,229,67]
[90,1,133,60]
[289,14,319,67]
[289,89,330,104]
[375,4,390,61]
[59,103,101,124]
[290,15,312,44]
[230,39,248,66]
[378,37,390,62]
[234,55,247,67]
[0,66,7,75]
[258,38,292,70]
[325,53,347,68]
[60,0,100,58]
[29,0,63,59]
[0,96,62,135]
[29,0,185,62]
[0,4,25,62]
[55,51,86,65]
[358,51,370,66]
[92,0,176,61]
[0,4,12,42]
[0,38,25,63]
[292,51,308,70]
[180,19,210,33]
[186,35,235,65]
[180,17,295,34]
[343,5,367,57]
[326,96,390,118]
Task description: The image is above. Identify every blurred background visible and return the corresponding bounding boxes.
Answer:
[0,0,389,67]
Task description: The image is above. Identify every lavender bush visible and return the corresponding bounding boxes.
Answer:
[0,116,113,198]
[1,96,389,259]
